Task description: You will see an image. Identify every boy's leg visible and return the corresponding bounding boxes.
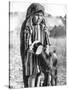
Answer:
[43,72,49,86]
[55,69,57,85]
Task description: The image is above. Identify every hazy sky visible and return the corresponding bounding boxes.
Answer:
[10,2,67,16]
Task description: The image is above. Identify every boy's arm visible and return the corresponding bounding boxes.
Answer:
[44,30,50,54]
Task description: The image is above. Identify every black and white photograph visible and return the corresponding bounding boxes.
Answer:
[9,1,67,89]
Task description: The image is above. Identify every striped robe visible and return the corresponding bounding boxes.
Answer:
[20,18,50,77]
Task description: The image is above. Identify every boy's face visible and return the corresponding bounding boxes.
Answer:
[32,12,43,25]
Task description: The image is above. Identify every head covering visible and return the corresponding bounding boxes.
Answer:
[26,3,45,18]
